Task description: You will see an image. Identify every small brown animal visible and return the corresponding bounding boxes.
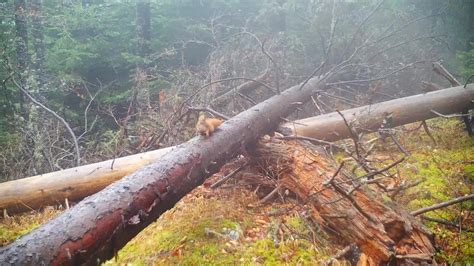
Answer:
[196,114,224,137]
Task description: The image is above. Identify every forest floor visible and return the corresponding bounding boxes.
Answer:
[0,118,473,265]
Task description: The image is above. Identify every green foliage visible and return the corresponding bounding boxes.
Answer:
[458,45,474,80]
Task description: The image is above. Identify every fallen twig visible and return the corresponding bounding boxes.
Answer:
[431,110,469,118]
[278,135,342,149]
[210,163,247,189]
[258,186,280,205]
[389,179,423,198]
[325,244,356,265]
[187,106,230,120]
[411,194,474,216]
[421,215,474,233]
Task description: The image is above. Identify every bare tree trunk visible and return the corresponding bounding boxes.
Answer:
[30,0,46,89]
[0,147,173,214]
[279,84,474,140]
[0,77,324,264]
[130,0,152,115]
[14,0,29,118]
[136,0,151,62]
[255,138,436,264]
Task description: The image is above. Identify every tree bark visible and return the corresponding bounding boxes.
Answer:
[255,138,436,264]
[136,0,151,62]
[0,77,325,264]
[130,0,152,115]
[30,0,46,88]
[0,147,173,215]
[279,84,474,140]
[14,0,29,118]
[1,84,472,215]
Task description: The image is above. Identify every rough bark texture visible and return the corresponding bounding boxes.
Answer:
[0,147,173,214]
[279,84,474,140]
[255,138,436,264]
[0,77,324,264]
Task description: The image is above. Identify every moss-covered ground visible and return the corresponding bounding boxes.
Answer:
[105,185,334,265]
[0,118,472,264]
[395,119,474,263]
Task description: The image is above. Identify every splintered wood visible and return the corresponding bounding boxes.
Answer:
[254,137,436,264]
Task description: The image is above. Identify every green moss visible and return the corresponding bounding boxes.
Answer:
[242,237,327,265]
[0,209,61,246]
[464,164,474,184]
[0,227,21,245]
[394,118,474,263]
[107,190,334,265]
[285,216,311,236]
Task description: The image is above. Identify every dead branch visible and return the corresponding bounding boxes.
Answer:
[339,157,404,183]
[210,72,272,106]
[421,121,437,145]
[421,215,474,233]
[257,186,281,205]
[336,110,370,173]
[421,81,443,92]
[210,163,246,189]
[187,106,230,120]
[327,61,425,86]
[277,135,342,149]
[411,194,474,216]
[9,75,81,166]
[389,179,423,198]
[236,91,257,105]
[432,62,461,86]
[431,110,470,118]
[325,244,356,265]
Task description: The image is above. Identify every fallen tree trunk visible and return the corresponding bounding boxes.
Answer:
[1,84,472,215]
[279,84,474,140]
[255,138,436,264]
[0,147,174,214]
[211,71,271,107]
[0,77,325,264]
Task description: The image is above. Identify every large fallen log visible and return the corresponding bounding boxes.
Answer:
[279,84,474,140]
[0,77,325,264]
[0,147,173,214]
[255,137,436,264]
[1,84,472,215]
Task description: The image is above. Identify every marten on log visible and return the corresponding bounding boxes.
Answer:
[196,114,224,137]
